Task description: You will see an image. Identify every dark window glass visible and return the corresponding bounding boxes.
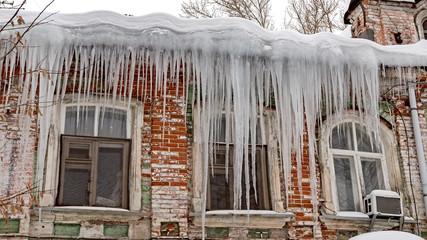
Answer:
[64,106,127,138]
[362,159,383,195]
[96,145,124,207]
[334,157,357,211]
[209,146,270,210]
[355,124,381,153]
[62,163,91,206]
[98,108,127,138]
[68,143,91,159]
[65,106,95,136]
[331,123,354,150]
[423,20,427,40]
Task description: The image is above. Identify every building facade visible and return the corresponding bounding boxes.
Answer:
[0,0,426,239]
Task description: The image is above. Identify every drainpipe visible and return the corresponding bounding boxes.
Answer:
[408,87,427,218]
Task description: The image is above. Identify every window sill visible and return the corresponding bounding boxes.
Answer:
[320,210,417,231]
[32,206,150,220]
[190,210,295,228]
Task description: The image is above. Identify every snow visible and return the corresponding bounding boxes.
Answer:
[1,11,427,238]
[54,206,130,212]
[336,211,371,219]
[367,190,400,198]
[206,210,293,216]
[339,25,352,38]
[350,231,423,240]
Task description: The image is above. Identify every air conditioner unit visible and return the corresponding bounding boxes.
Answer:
[364,190,403,217]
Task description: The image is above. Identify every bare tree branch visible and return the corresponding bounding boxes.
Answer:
[286,0,345,34]
[180,0,274,30]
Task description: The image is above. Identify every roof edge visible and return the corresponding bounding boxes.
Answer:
[344,0,362,24]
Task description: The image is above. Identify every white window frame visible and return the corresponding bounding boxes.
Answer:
[60,103,132,138]
[320,113,402,214]
[329,121,390,212]
[40,96,143,211]
[415,9,427,40]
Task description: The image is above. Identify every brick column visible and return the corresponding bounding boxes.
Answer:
[150,83,189,238]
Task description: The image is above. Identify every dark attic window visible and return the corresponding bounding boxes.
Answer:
[423,20,427,40]
[394,32,403,44]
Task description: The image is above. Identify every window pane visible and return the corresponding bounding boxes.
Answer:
[209,147,269,210]
[209,170,232,210]
[334,157,357,211]
[423,20,427,39]
[210,150,232,210]
[68,143,90,159]
[214,116,262,144]
[65,106,95,136]
[98,108,127,138]
[330,123,354,150]
[95,144,124,207]
[355,124,381,153]
[213,148,227,165]
[242,148,269,210]
[214,117,228,143]
[62,163,90,205]
[362,159,384,195]
[248,118,262,145]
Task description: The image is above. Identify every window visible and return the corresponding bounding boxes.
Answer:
[424,20,427,40]
[207,116,271,211]
[57,105,130,208]
[64,106,128,138]
[328,121,388,212]
[208,145,270,210]
[415,10,427,41]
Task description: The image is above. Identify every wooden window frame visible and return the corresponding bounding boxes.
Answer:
[57,135,130,209]
[207,144,271,211]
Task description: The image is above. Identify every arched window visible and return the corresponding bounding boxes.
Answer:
[40,97,145,211]
[423,20,427,40]
[329,121,387,211]
[319,114,402,214]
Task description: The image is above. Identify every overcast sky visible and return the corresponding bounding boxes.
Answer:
[14,0,293,29]
[12,0,350,30]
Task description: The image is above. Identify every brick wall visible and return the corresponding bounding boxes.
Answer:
[150,82,189,238]
[0,92,37,219]
[348,0,420,45]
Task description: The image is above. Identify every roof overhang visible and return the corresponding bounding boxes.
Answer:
[344,0,418,24]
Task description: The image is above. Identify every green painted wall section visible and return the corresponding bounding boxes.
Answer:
[206,227,229,238]
[379,101,395,126]
[104,224,129,237]
[0,219,20,234]
[336,230,358,240]
[54,223,81,236]
[248,229,270,239]
[141,176,151,210]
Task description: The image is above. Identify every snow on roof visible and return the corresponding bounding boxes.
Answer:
[1,10,427,67]
[350,231,423,240]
